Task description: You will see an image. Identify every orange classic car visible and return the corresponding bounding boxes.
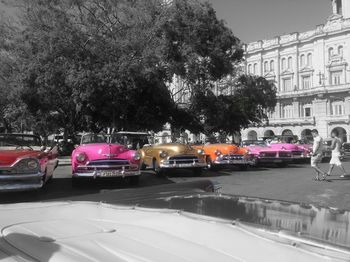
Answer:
[193,143,252,170]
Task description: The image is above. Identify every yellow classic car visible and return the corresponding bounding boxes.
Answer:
[139,143,207,176]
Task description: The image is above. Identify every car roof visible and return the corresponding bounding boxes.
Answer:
[116,131,150,135]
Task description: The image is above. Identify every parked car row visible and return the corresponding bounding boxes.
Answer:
[0,132,325,192]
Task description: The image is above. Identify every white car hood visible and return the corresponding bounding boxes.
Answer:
[0,202,347,262]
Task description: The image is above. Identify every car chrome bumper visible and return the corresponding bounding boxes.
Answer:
[159,161,207,169]
[255,158,293,164]
[214,159,251,165]
[73,168,140,178]
[0,172,44,192]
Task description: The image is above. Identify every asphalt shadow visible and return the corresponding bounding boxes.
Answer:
[0,172,174,204]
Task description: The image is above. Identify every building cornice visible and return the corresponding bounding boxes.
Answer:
[245,17,350,55]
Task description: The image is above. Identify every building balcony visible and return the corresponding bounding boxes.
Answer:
[267,117,315,127]
[278,83,350,98]
[326,114,350,124]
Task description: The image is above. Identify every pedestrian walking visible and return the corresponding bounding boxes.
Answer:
[324,130,347,179]
[310,129,326,180]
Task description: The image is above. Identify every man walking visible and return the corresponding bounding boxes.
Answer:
[325,129,347,178]
[311,129,325,180]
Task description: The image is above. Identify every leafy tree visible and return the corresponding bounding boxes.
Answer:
[1,0,276,140]
[192,75,277,137]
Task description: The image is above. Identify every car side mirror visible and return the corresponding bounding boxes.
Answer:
[74,144,79,149]
[127,144,133,149]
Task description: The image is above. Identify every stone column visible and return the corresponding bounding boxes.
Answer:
[344,95,350,115]
[292,98,299,118]
[313,97,328,138]
[276,102,281,119]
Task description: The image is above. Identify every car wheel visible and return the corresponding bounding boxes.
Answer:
[239,165,248,171]
[153,159,163,177]
[140,162,147,170]
[276,162,288,168]
[207,156,218,171]
[72,177,80,188]
[193,168,202,176]
[128,176,140,186]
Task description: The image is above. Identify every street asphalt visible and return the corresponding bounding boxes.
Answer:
[1,159,350,210]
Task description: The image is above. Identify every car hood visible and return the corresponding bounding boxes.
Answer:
[195,144,241,154]
[247,146,289,153]
[269,144,301,151]
[75,143,131,160]
[0,150,41,166]
[0,201,347,262]
[151,143,196,154]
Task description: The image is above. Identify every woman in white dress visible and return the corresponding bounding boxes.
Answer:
[325,130,347,178]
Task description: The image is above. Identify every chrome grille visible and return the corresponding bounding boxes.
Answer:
[221,154,244,161]
[261,152,277,158]
[292,151,303,156]
[88,159,130,166]
[279,152,291,158]
[76,159,136,172]
[168,155,199,164]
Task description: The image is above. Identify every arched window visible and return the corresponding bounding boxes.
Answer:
[253,63,258,74]
[264,61,268,72]
[281,58,286,70]
[288,57,292,69]
[329,47,334,59]
[270,60,274,71]
[300,54,305,67]
[307,53,312,66]
[338,45,343,57]
[248,64,252,74]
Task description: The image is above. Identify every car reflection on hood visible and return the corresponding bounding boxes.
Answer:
[0,181,349,261]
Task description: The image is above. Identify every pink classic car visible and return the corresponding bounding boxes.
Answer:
[243,141,293,167]
[71,133,141,186]
[269,143,311,163]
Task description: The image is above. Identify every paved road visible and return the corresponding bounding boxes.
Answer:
[1,161,350,209]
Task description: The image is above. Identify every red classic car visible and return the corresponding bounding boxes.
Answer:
[71,133,141,186]
[0,133,58,191]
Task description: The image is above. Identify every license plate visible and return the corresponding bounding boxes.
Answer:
[178,163,193,168]
[98,171,122,177]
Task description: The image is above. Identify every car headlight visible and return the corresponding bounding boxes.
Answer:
[27,160,39,169]
[159,151,168,158]
[133,153,141,161]
[197,149,205,155]
[214,150,222,156]
[76,152,87,162]
[14,158,40,173]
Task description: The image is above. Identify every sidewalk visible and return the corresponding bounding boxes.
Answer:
[58,156,71,166]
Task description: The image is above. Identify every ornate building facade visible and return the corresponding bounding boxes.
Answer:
[242,0,350,142]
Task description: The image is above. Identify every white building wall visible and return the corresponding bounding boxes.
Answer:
[243,8,350,143]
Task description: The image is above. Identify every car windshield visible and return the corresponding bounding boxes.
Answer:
[81,134,108,144]
[243,140,266,146]
[111,133,150,149]
[0,134,42,148]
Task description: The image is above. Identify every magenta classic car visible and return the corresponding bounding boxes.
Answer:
[246,144,293,167]
[0,133,58,191]
[71,133,141,186]
[269,143,311,163]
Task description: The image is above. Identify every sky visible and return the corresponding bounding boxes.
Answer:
[0,0,332,43]
[205,0,331,43]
